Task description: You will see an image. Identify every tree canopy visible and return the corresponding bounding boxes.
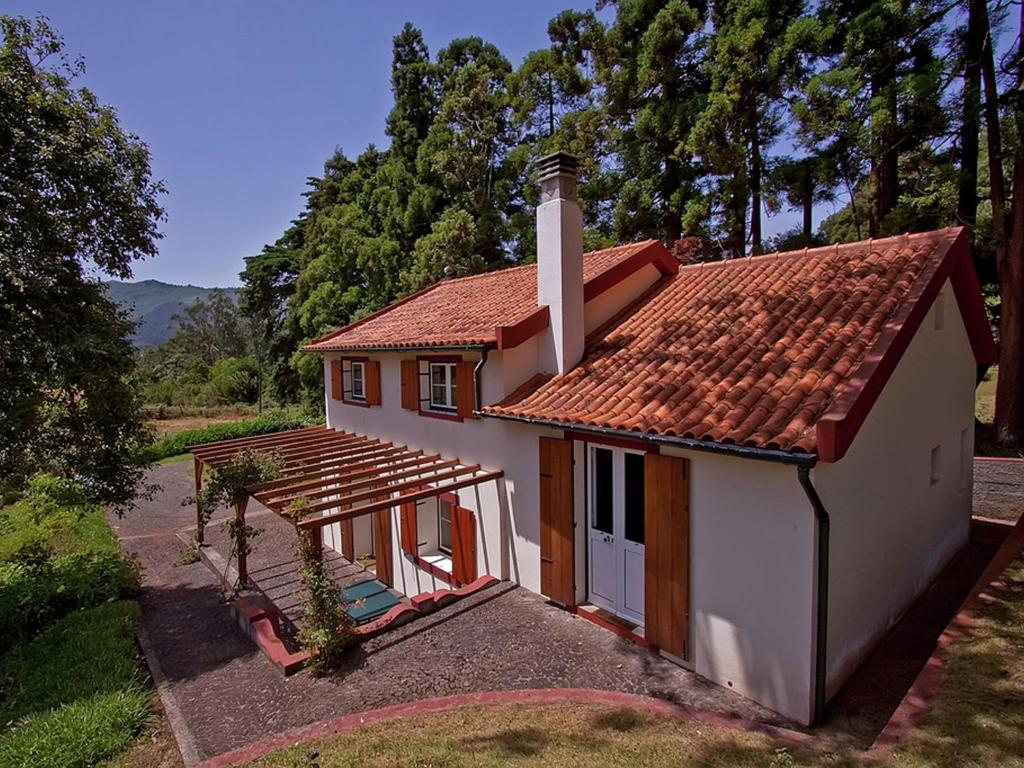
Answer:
[0,16,165,505]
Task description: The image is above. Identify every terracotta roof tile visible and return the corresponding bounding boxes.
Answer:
[304,241,659,351]
[483,228,969,455]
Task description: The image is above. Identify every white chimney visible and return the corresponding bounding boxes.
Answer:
[536,152,584,374]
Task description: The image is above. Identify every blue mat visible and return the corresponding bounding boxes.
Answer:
[341,579,400,625]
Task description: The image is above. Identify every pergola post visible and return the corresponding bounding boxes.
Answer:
[194,457,205,544]
[311,526,323,561]
[235,496,250,587]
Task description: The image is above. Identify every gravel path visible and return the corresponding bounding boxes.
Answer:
[114,460,791,763]
[973,458,1024,521]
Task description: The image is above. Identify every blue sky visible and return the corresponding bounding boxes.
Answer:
[16,2,1001,288]
[16,1,618,287]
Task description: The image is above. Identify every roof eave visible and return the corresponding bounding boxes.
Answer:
[478,409,818,467]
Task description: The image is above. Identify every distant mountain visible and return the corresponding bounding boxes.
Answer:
[104,279,240,349]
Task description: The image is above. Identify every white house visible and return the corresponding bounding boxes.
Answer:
[301,152,997,725]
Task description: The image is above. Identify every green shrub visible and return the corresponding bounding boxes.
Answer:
[0,601,150,768]
[0,546,139,655]
[139,410,312,462]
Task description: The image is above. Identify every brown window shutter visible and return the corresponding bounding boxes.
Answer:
[539,436,575,607]
[400,360,419,410]
[644,453,690,660]
[451,506,476,586]
[374,507,393,587]
[366,360,382,405]
[330,359,343,400]
[456,360,476,419]
[399,501,418,555]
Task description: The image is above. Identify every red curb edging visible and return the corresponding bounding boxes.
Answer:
[194,687,812,768]
[871,513,1024,752]
[230,576,501,675]
[973,455,1024,463]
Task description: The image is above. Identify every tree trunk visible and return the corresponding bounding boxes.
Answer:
[994,2,1024,447]
[981,0,1008,280]
[869,73,899,236]
[750,115,763,255]
[957,0,984,240]
[802,161,813,242]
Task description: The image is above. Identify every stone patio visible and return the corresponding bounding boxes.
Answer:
[115,461,795,764]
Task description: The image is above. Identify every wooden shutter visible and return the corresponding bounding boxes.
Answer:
[400,500,418,555]
[366,360,382,405]
[401,360,419,410]
[374,508,393,587]
[451,505,476,586]
[539,436,574,607]
[644,453,690,659]
[330,359,343,400]
[456,360,476,419]
[339,518,355,560]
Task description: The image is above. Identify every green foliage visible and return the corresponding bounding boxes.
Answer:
[290,497,354,673]
[140,410,311,462]
[0,601,150,768]
[193,449,283,513]
[0,16,162,508]
[0,546,140,656]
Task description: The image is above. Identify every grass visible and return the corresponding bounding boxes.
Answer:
[976,369,996,425]
[0,602,152,768]
[245,557,1024,767]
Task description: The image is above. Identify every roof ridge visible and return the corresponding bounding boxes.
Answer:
[676,227,963,274]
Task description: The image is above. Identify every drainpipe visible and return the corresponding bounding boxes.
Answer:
[797,465,830,726]
[473,347,490,412]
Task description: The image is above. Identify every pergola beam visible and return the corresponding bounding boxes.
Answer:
[190,427,334,459]
[297,470,504,529]
[187,425,327,455]
[247,446,416,493]
[261,458,461,507]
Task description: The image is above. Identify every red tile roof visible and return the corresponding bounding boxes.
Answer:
[484,228,995,459]
[304,241,665,352]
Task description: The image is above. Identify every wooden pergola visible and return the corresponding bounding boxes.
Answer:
[189,426,503,586]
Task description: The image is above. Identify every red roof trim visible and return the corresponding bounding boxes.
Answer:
[583,241,677,304]
[816,228,994,463]
[495,305,550,350]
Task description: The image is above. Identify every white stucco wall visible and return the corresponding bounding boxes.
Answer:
[323,350,560,597]
[814,281,976,698]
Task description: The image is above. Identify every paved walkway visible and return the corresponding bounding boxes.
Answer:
[113,461,791,764]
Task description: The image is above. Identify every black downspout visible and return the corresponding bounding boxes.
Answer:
[798,465,830,726]
[473,347,490,412]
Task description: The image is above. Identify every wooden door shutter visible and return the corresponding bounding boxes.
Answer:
[400,360,419,410]
[399,501,418,555]
[539,436,574,607]
[644,453,690,659]
[330,359,343,400]
[366,360,382,405]
[456,361,477,419]
[374,508,393,587]
[339,518,355,560]
[451,506,476,586]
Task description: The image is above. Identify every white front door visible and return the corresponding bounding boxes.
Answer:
[587,445,646,624]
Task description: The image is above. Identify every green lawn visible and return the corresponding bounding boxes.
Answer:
[247,557,1024,768]
[0,481,155,768]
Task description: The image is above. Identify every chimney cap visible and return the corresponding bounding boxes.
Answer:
[536,151,580,180]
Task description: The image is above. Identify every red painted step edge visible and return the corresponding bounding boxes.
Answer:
[871,513,1024,752]
[230,576,501,675]
[195,687,812,768]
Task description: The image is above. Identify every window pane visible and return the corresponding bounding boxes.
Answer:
[431,364,446,388]
[439,501,453,553]
[624,452,645,543]
[592,448,613,534]
[351,363,364,397]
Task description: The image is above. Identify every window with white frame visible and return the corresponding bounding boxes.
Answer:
[350,361,366,400]
[438,499,453,554]
[429,362,458,412]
